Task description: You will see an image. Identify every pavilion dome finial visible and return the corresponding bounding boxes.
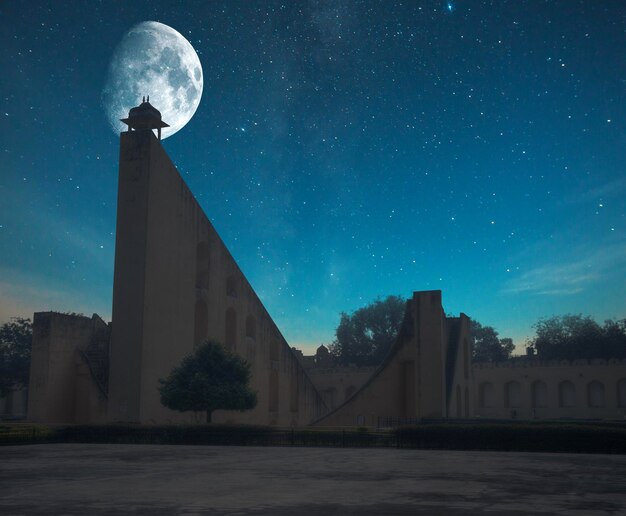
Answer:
[120,97,169,140]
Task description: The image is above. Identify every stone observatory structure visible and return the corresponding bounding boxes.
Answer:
[108,100,327,425]
[312,291,473,427]
[24,100,476,426]
[23,100,626,427]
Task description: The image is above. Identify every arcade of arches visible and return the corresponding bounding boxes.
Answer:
[474,361,626,419]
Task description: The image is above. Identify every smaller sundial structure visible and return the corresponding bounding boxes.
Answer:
[120,96,170,140]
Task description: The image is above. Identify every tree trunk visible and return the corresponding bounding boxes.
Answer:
[206,410,212,424]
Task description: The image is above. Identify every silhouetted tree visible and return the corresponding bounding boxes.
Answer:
[159,341,257,423]
[328,295,405,367]
[470,320,514,363]
[529,315,626,360]
[0,317,33,397]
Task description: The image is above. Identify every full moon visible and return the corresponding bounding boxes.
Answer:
[102,21,203,139]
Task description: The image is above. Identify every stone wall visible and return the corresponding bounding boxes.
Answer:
[306,366,377,411]
[0,388,27,421]
[473,359,626,420]
[27,312,109,424]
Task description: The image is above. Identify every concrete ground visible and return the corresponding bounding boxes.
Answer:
[1,444,625,515]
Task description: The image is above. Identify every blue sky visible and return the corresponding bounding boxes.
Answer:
[1,1,624,353]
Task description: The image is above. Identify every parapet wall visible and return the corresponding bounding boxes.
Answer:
[306,366,378,411]
[473,359,626,420]
[474,358,626,369]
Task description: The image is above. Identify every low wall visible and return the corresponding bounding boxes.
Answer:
[28,312,109,424]
[306,366,377,411]
[0,388,27,420]
[473,359,626,420]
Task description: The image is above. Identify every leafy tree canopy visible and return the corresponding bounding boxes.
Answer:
[529,314,626,361]
[470,320,514,363]
[0,317,33,397]
[328,295,406,367]
[159,340,257,423]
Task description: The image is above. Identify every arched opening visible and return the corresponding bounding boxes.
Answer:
[290,373,300,412]
[504,381,522,408]
[245,337,256,366]
[464,387,469,417]
[194,299,208,347]
[463,338,469,380]
[558,381,576,408]
[345,385,356,400]
[455,385,462,417]
[478,382,495,408]
[270,340,279,363]
[195,242,209,289]
[226,275,237,297]
[225,307,237,351]
[322,388,336,410]
[587,381,605,408]
[401,361,415,416]
[618,378,626,408]
[532,380,548,408]
[4,390,14,415]
[269,370,279,412]
[245,314,256,341]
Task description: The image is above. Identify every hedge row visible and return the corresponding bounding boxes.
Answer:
[0,424,387,448]
[2,422,625,454]
[394,422,626,454]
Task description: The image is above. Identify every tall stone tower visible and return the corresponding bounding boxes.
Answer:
[108,100,327,425]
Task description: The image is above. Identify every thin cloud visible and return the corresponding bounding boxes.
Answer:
[534,287,585,296]
[562,177,626,205]
[502,242,626,296]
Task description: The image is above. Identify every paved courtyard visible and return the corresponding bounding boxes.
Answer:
[1,444,625,515]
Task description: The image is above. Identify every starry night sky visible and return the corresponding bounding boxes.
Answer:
[1,1,625,353]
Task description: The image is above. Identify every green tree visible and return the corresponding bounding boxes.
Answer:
[328,295,406,367]
[470,320,514,363]
[159,341,257,423]
[529,314,626,360]
[0,317,33,397]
